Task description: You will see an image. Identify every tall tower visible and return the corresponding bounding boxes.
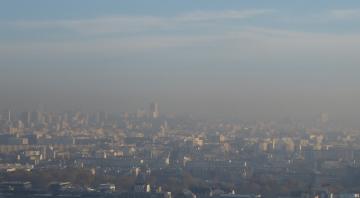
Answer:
[22,111,31,128]
[7,110,11,122]
[320,112,329,124]
[150,102,159,119]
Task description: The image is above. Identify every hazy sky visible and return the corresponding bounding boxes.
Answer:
[1,1,360,123]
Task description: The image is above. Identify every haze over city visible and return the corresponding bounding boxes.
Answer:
[2,1,360,198]
[1,1,360,125]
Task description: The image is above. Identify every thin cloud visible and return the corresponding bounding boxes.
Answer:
[330,9,360,20]
[1,27,360,67]
[176,9,273,22]
[12,16,167,34]
[7,9,273,34]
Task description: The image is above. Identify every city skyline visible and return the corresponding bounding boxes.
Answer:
[1,1,360,123]
[1,2,360,197]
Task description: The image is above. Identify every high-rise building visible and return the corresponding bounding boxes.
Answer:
[150,102,159,119]
[136,108,146,118]
[2,109,12,122]
[320,112,329,124]
[21,111,31,128]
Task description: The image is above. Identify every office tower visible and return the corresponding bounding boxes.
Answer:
[8,110,11,122]
[21,111,31,128]
[150,102,159,119]
[3,109,12,122]
[320,112,329,124]
[136,108,146,118]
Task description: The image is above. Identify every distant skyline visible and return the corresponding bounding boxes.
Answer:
[1,1,360,125]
